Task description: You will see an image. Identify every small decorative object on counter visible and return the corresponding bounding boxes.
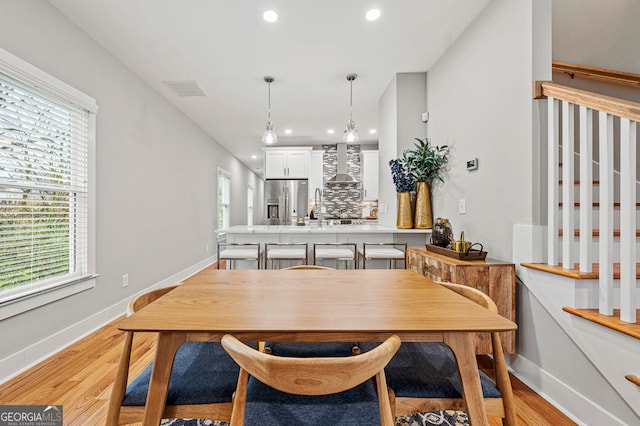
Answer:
[291,210,297,226]
[451,231,472,253]
[396,192,413,229]
[432,218,453,247]
[304,215,310,226]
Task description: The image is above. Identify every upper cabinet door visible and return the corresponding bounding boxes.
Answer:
[264,151,288,179]
[361,150,379,200]
[285,150,309,178]
[264,148,311,179]
[308,151,324,192]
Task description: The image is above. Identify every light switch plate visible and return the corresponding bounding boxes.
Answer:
[458,199,466,214]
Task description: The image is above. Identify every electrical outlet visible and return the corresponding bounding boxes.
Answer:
[122,273,129,288]
[458,199,466,214]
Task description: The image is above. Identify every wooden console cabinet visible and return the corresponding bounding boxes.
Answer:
[407,248,516,354]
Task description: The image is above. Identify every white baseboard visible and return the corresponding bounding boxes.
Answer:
[510,354,627,426]
[0,256,216,384]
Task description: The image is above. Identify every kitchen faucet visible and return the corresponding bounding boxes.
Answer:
[314,187,323,228]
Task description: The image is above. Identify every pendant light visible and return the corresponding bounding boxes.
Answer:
[343,73,359,143]
[261,76,277,144]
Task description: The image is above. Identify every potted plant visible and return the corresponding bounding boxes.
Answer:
[406,138,449,229]
[388,156,415,229]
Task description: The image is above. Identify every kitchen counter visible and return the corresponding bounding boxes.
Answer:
[218,224,432,252]
[219,224,430,234]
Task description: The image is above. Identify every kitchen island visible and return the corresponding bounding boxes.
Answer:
[219,223,431,246]
[218,224,431,269]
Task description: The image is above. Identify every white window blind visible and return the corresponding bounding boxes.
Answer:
[0,71,90,302]
[217,168,230,230]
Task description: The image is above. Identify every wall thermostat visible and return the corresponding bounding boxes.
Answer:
[466,158,478,171]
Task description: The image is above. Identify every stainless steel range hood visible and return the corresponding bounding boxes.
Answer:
[327,143,358,183]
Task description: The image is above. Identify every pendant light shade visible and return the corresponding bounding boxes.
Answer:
[343,73,359,143]
[262,76,277,144]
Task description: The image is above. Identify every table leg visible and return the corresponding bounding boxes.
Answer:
[142,332,186,426]
[443,332,488,426]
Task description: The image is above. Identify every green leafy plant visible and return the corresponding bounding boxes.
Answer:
[407,138,449,183]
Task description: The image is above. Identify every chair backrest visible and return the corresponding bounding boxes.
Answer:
[436,281,498,313]
[282,265,335,270]
[221,334,400,396]
[127,285,178,316]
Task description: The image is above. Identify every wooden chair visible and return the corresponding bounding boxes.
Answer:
[282,264,335,270]
[221,334,401,426]
[271,264,358,356]
[362,282,516,425]
[106,286,254,425]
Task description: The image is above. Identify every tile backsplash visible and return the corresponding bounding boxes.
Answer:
[308,144,377,219]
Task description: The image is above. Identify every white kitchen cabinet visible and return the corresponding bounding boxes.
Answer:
[360,150,379,200]
[308,151,324,194]
[264,148,311,179]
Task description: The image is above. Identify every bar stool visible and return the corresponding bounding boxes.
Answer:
[312,243,357,270]
[264,243,308,269]
[217,242,261,270]
[358,242,407,269]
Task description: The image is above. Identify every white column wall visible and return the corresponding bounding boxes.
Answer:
[425,0,535,262]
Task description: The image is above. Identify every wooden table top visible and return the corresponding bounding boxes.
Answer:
[118,269,516,339]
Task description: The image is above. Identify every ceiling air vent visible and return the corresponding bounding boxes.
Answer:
[163,80,206,97]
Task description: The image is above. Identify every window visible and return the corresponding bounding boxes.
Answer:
[217,168,230,230]
[247,185,254,226]
[0,48,97,318]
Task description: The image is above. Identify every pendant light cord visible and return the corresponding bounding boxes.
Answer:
[349,78,353,122]
[267,80,271,122]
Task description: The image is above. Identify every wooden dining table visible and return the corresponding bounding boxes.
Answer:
[115,269,517,426]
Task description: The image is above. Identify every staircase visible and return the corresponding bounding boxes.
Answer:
[520,66,640,422]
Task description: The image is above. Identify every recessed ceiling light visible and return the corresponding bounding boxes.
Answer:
[365,9,381,21]
[251,155,257,159]
[284,129,292,134]
[369,129,377,134]
[327,129,335,134]
[263,10,278,23]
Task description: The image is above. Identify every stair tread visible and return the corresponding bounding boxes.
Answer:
[562,307,640,339]
[521,262,640,279]
[558,202,640,207]
[558,229,640,237]
[559,180,600,185]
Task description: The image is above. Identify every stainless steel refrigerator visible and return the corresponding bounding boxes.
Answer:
[264,179,309,225]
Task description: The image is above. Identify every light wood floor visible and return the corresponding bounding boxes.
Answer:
[0,317,577,426]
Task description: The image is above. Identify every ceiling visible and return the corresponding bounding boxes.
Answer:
[48,0,491,174]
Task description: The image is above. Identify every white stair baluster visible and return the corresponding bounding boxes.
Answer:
[548,97,559,266]
[562,101,575,269]
[619,118,637,323]
[579,106,593,272]
[598,112,614,316]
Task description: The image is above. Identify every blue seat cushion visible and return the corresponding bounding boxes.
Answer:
[243,376,381,425]
[264,342,359,357]
[122,341,256,406]
[360,342,501,399]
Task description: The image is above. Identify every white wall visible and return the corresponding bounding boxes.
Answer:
[378,73,427,227]
[0,0,261,376]
[425,0,535,262]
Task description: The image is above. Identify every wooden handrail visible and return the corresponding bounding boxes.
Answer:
[534,81,640,122]
[553,62,640,88]
[626,375,640,387]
